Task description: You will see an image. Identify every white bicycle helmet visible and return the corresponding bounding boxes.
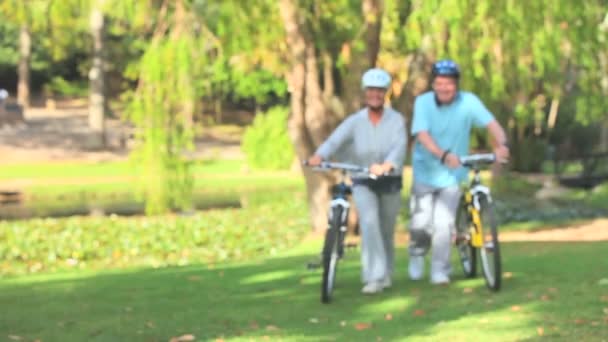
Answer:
[361,68,391,89]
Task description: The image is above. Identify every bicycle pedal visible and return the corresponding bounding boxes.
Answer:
[454,234,469,244]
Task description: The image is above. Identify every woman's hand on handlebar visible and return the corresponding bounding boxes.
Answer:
[369,162,393,176]
[307,155,323,167]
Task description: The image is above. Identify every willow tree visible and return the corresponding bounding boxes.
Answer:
[126,0,207,214]
[391,0,607,168]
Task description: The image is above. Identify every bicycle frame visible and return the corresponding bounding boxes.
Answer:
[325,173,352,257]
[462,168,493,248]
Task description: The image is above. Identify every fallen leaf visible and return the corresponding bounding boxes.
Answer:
[309,318,319,324]
[340,321,347,327]
[511,305,522,312]
[384,313,393,321]
[503,272,513,278]
[463,287,474,294]
[169,334,195,342]
[413,309,426,317]
[376,337,383,341]
[354,322,372,331]
[187,276,202,281]
[601,295,608,302]
[146,321,155,328]
[250,321,259,329]
[591,321,600,326]
[266,325,280,331]
[8,336,23,341]
[603,308,608,315]
[540,295,550,301]
[548,287,558,293]
[574,319,586,325]
[526,292,535,299]
[537,327,544,336]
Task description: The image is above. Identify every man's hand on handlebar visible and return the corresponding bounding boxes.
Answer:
[443,153,461,169]
[494,144,510,164]
[307,155,323,167]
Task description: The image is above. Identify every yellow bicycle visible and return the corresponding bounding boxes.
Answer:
[455,153,502,291]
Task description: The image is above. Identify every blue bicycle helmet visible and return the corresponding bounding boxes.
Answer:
[432,59,460,79]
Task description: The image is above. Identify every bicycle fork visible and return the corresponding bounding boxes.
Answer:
[462,192,484,248]
[328,198,350,257]
[306,199,350,270]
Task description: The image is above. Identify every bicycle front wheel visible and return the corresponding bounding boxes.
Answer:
[478,195,501,291]
[456,202,477,278]
[321,206,343,303]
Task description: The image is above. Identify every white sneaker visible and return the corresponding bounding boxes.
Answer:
[361,281,384,294]
[430,273,450,285]
[381,277,392,289]
[408,255,425,280]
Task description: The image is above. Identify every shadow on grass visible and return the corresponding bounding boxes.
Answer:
[1,241,608,341]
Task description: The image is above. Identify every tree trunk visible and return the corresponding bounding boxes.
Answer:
[280,0,385,233]
[363,0,383,68]
[18,25,31,109]
[393,32,433,120]
[280,0,332,232]
[88,0,106,148]
[341,0,384,117]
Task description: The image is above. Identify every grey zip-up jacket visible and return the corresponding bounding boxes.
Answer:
[315,107,407,179]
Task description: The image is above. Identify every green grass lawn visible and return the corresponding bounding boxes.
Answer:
[0,159,245,180]
[1,240,608,341]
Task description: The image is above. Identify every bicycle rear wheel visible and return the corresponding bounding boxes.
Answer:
[455,201,477,278]
[321,206,343,303]
[478,195,501,291]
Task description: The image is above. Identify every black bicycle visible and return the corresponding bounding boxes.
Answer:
[304,161,378,303]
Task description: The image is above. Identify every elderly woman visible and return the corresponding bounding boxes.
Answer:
[307,68,407,294]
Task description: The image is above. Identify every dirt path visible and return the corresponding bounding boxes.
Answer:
[499,218,608,241]
[0,103,243,164]
[381,219,608,245]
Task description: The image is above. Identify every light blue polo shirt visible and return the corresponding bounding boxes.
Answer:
[411,91,494,188]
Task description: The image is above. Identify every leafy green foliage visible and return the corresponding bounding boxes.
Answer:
[45,76,88,97]
[242,106,295,170]
[126,2,208,214]
[0,191,308,275]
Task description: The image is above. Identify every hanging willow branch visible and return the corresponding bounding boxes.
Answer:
[127,0,205,214]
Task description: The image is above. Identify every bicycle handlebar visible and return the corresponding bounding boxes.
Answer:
[305,161,370,173]
[459,153,508,167]
[303,161,387,179]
